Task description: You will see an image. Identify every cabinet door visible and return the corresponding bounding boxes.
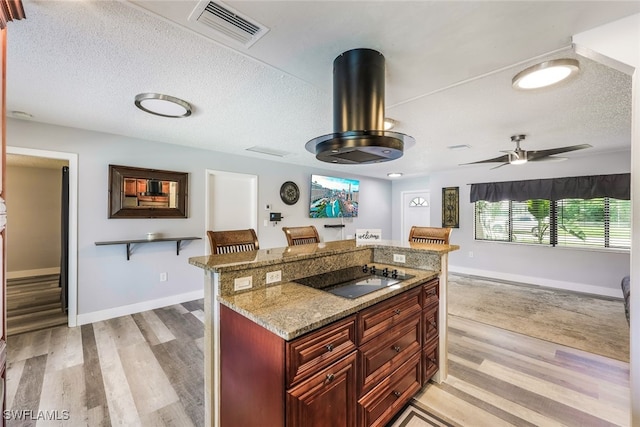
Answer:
[287,352,357,427]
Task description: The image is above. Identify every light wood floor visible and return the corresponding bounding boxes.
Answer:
[6,298,630,426]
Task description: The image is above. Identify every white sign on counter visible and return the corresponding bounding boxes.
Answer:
[356,229,382,243]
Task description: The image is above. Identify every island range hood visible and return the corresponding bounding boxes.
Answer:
[305,48,415,164]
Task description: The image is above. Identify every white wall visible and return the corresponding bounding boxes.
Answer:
[6,118,392,320]
[5,165,62,272]
[393,150,631,297]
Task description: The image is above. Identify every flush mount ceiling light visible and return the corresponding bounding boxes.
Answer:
[512,58,580,90]
[134,93,192,118]
[387,172,403,178]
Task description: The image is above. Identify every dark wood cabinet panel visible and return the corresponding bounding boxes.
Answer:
[358,352,422,427]
[286,315,356,388]
[286,352,357,427]
[220,277,440,427]
[358,316,421,395]
[421,279,440,385]
[423,337,439,383]
[220,305,285,427]
[423,305,438,343]
[423,279,439,308]
[357,287,421,345]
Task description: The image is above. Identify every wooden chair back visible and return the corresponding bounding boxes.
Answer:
[282,226,320,246]
[207,229,259,255]
[408,226,451,245]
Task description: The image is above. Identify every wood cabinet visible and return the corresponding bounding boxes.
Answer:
[220,278,440,427]
[286,352,357,427]
[422,279,440,383]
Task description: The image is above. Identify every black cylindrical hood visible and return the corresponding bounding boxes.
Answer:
[305,48,414,164]
[333,49,385,134]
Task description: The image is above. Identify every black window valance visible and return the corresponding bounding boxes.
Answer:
[470,173,630,203]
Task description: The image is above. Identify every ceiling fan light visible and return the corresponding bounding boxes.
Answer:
[510,158,528,165]
[383,118,396,131]
[512,59,580,90]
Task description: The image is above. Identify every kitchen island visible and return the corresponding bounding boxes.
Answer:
[189,239,458,427]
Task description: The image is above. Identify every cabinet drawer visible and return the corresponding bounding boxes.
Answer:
[358,317,421,395]
[422,337,439,384]
[422,305,438,344]
[423,279,439,308]
[358,352,421,427]
[286,315,356,387]
[287,351,358,427]
[357,287,421,345]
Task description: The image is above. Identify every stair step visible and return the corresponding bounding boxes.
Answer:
[8,301,63,317]
[7,280,60,294]
[7,308,67,336]
[7,287,61,312]
[6,273,67,336]
[7,274,60,287]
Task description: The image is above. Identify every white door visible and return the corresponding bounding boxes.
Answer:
[401,190,430,242]
[205,170,258,254]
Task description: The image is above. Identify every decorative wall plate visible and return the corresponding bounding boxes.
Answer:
[280,181,300,205]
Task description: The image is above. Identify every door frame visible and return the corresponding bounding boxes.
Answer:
[204,169,258,254]
[400,189,431,243]
[6,146,78,327]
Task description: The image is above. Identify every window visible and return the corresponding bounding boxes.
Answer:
[475,198,630,250]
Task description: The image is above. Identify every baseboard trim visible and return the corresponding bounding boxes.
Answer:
[7,267,61,279]
[448,265,623,299]
[76,290,205,326]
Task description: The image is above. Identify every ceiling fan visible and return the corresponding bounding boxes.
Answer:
[460,134,592,169]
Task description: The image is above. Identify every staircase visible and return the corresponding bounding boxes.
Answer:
[6,274,67,336]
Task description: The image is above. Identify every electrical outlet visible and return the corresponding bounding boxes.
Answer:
[393,253,406,263]
[468,251,474,258]
[266,270,282,284]
[160,272,168,282]
[234,276,253,291]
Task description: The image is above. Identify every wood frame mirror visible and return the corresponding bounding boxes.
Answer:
[109,165,189,218]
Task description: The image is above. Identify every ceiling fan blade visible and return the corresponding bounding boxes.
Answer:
[527,144,592,160]
[529,156,568,163]
[459,154,510,165]
[490,162,510,170]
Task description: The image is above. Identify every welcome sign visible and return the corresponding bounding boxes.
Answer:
[356,229,382,243]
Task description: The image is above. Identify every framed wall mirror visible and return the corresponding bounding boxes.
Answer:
[109,165,189,218]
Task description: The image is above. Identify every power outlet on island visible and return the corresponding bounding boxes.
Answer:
[234,276,253,291]
[266,270,282,284]
[393,253,406,263]
[160,272,168,282]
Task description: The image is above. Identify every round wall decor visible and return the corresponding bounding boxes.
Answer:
[280,181,300,205]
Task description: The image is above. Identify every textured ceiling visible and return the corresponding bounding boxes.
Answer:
[5,1,639,179]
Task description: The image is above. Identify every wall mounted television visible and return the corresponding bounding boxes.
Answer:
[310,174,359,218]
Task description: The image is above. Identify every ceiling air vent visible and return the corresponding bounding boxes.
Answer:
[188,1,269,48]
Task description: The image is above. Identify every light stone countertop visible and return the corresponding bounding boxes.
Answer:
[189,239,458,273]
[217,264,438,341]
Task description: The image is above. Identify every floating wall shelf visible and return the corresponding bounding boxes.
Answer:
[95,236,201,260]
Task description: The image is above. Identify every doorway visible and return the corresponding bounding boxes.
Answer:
[400,190,431,242]
[6,146,78,327]
[205,169,258,253]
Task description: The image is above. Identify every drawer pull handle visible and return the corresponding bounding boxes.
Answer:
[326,344,334,352]
[429,357,437,364]
[429,321,437,328]
[394,309,401,315]
[392,390,401,398]
[393,345,401,353]
[427,289,437,295]
[326,373,335,382]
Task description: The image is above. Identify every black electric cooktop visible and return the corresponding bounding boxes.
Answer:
[293,265,414,299]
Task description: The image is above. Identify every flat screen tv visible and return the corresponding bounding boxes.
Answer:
[310,174,359,218]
